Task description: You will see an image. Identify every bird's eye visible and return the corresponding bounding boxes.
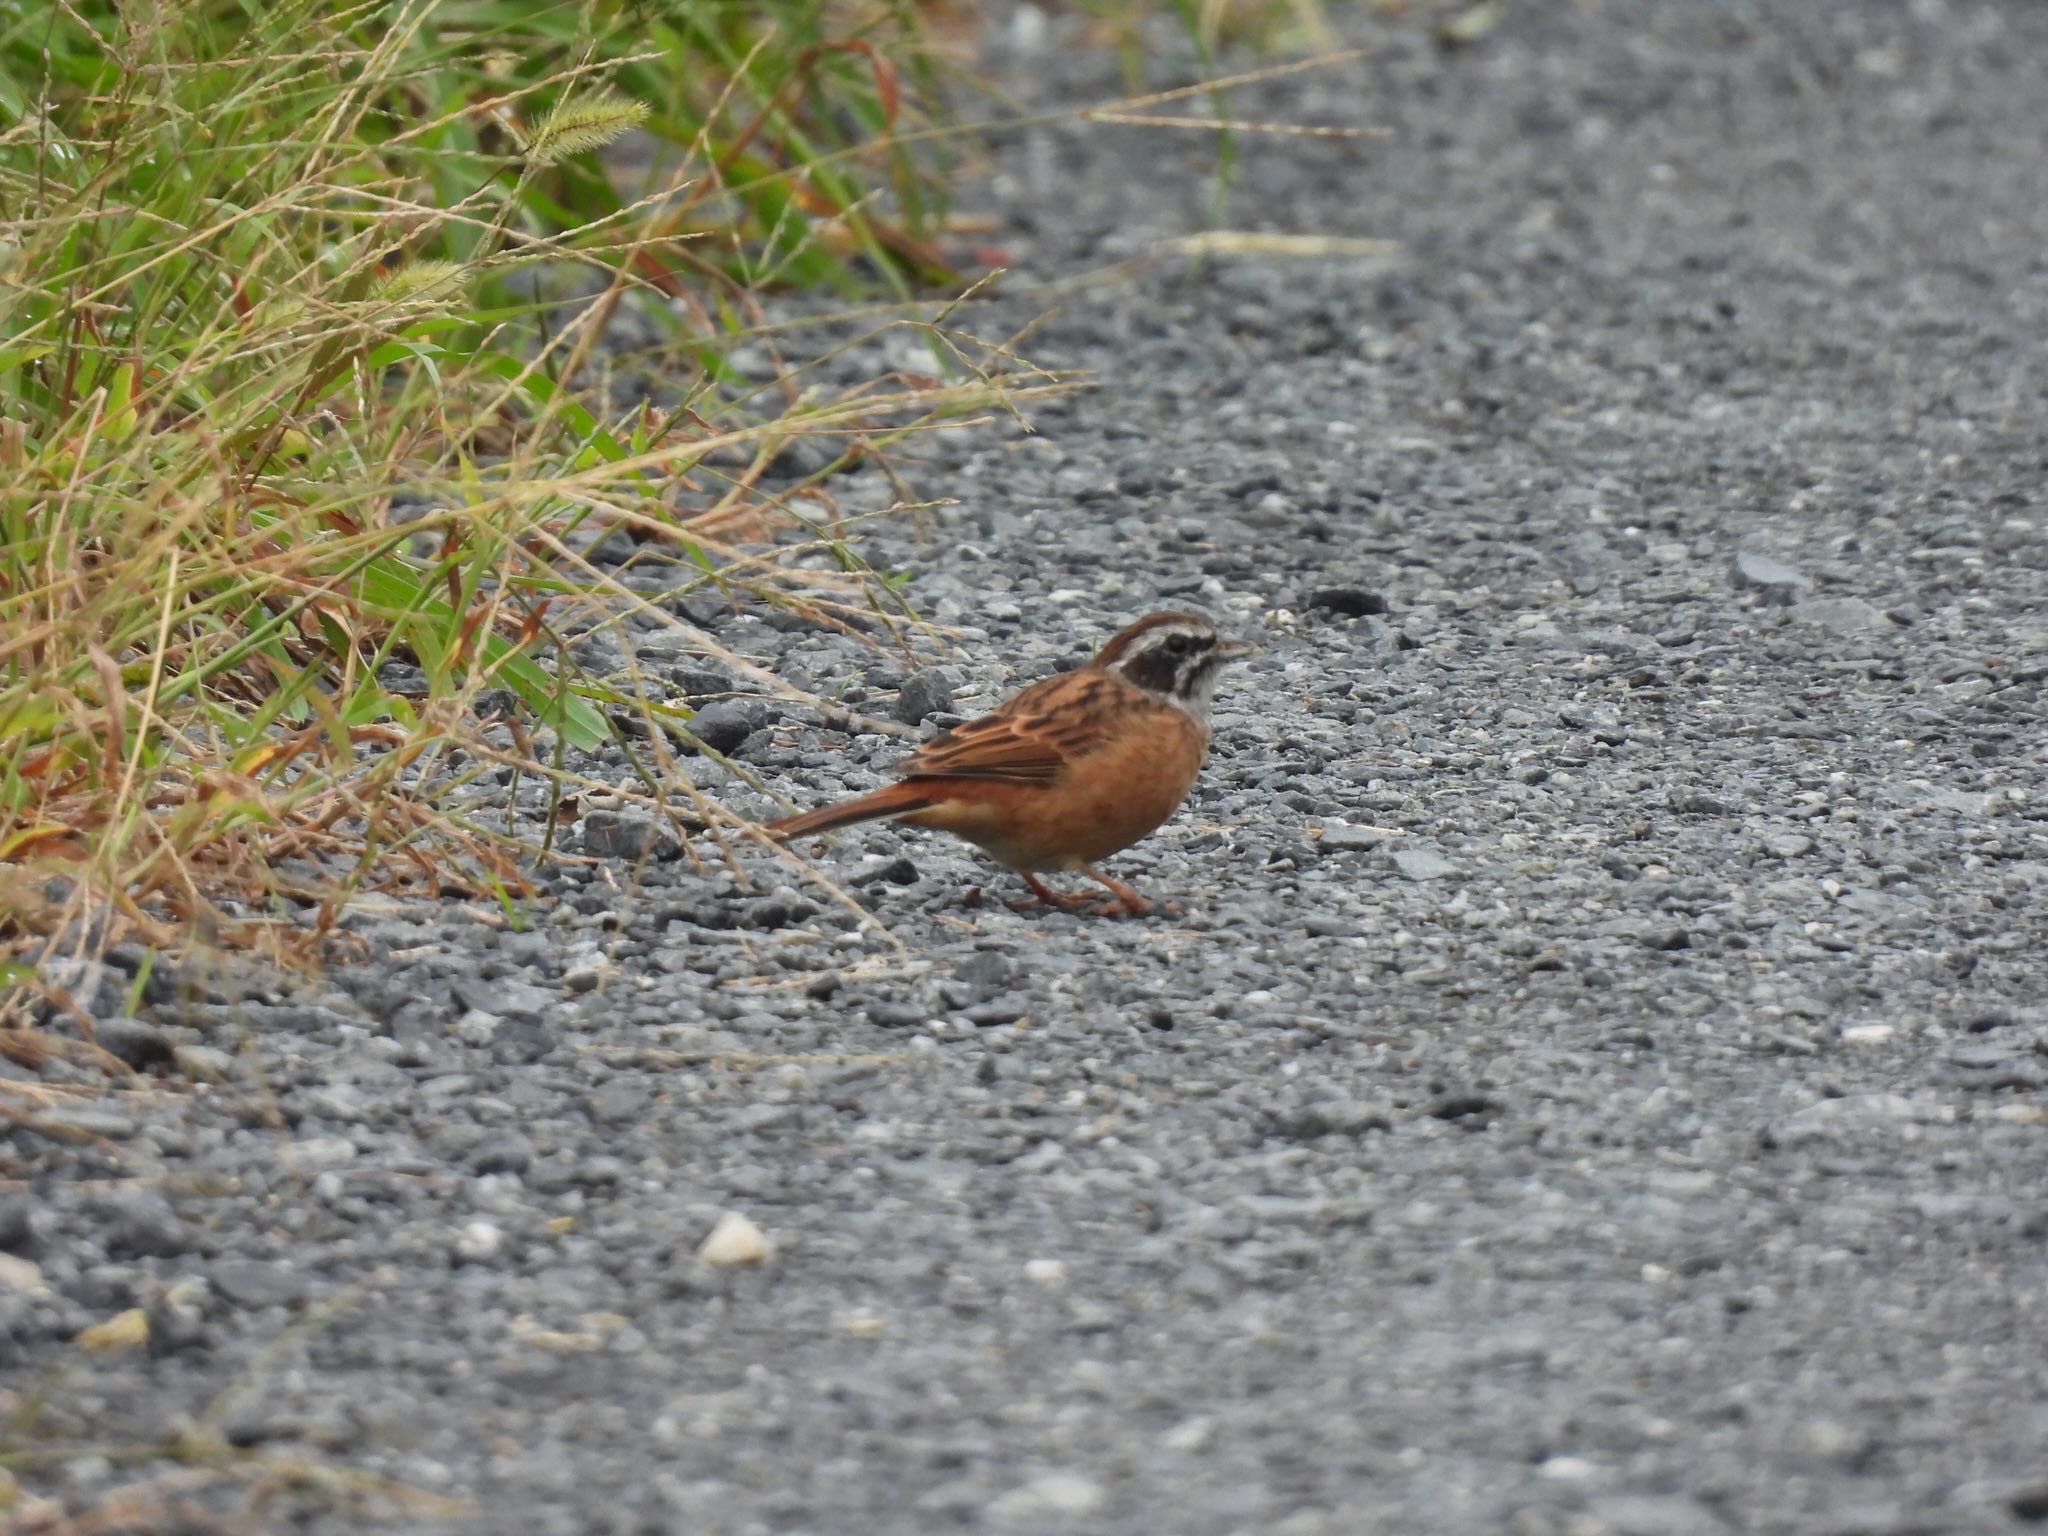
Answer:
[1164,633,1192,656]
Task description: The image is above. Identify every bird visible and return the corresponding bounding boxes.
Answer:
[764,611,1252,916]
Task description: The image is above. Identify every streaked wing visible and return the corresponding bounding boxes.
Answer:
[898,672,1126,784]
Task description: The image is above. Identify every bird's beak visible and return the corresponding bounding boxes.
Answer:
[1215,638,1256,663]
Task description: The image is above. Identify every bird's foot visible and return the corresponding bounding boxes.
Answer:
[1080,867,1160,919]
[1011,874,1098,914]
[1011,872,1164,919]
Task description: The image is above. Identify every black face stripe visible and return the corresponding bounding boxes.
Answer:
[1116,628,1216,697]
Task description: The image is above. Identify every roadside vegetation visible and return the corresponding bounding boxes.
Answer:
[0,0,1065,1033]
[0,0,1380,1049]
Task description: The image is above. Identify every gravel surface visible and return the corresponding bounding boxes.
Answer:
[10,4,2048,1533]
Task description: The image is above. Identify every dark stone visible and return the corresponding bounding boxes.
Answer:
[2009,1486,2048,1523]
[660,897,739,931]
[1308,586,1390,617]
[675,592,727,630]
[895,669,955,725]
[853,856,920,887]
[742,895,819,930]
[1424,1093,1501,1122]
[762,435,839,480]
[964,998,1028,1027]
[675,667,734,700]
[93,1017,176,1071]
[221,1406,310,1448]
[0,1197,49,1256]
[864,1001,927,1029]
[579,810,683,860]
[468,1133,536,1175]
[688,701,756,755]
[103,1195,205,1259]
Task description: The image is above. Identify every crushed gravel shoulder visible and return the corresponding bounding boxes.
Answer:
[9,5,2048,1534]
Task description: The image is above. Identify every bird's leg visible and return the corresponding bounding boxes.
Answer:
[1078,866,1156,918]
[1013,873,1096,913]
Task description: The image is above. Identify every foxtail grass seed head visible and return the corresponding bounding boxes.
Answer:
[527,89,650,168]
[369,259,470,310]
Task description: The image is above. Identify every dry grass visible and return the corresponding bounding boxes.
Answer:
[0,0,1061,1029]
[0,0,1384,1059]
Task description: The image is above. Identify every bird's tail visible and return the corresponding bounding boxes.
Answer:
[765,781,934,842]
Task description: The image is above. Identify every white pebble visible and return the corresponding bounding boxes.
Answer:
[698,1211,772,1267]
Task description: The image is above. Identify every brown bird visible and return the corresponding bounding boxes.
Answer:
[765,611,1252,916]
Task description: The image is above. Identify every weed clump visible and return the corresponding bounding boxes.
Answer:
[0,0,1047,1006]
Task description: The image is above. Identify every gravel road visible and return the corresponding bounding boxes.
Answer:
[9,4,2048,1533]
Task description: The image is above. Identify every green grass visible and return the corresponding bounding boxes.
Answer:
[0,0,1063,999]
